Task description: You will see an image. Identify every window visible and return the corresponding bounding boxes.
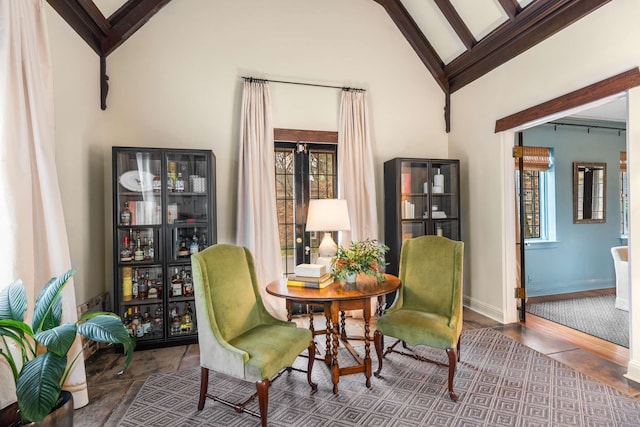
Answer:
[274,130,338,276]
[515,146,555,241]
[620,151,629,237]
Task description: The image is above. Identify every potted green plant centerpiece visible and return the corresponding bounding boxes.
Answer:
[332,239,389,284]
[0,268,135,425]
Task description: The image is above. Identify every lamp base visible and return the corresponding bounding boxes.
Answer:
[318,232,337,258]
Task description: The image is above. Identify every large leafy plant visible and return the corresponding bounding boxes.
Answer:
[0,269,135,424]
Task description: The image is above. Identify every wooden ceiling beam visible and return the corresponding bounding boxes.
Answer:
[103,0,173,56]
[374,0,448,93]
[495,67,640,132]
[434,0,475,50]
[446,0,612,93]
[76,0,110,36]
[498,0,521,20]
[46,0,103,55]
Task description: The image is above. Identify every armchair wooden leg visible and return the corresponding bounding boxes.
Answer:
[445,348,458,402]
[256,379,269,427]
[198,367,209,410]
[307,340,318,391]
[373,330,384,377]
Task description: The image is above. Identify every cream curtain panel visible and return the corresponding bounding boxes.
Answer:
[236,80,285,319]
[338,90,379,244]
[0,0,88,409]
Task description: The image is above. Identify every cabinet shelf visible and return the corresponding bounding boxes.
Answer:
[113,147,216,351]
[385,158,461,276]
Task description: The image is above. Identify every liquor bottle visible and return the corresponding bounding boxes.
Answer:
[142,310,152,335]
[182,271,194,297]
[120,201,132,226]
[147,237,155,261]
[171,267,183,297]
[137,272,148,299]
[153,306,163,334]
[143,236,151,260]
[134,231,144,261]
[120,236,132,262]
[123,309,132,336]
[189,229,199,255]
[155,273,164,297]
[181,302,193,333]
[152,175,162,192]
[170,302,181,334]
[122,267,133,301]
[167,172,175,192]
[175,172,185,192]
[132,268,139,299]
[177,240,189,258]
[131,306,143,338]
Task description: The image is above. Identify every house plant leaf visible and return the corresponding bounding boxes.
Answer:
[32,269,75,334]
[78,314,136,372]
[15,352,67,423]
[35,324,78,357]
[0,279,27,321]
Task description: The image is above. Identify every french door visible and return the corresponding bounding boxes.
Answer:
[275,141,338,276]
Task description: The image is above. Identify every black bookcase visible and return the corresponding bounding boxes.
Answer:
[384,158,461,276]
[112,147,216,350]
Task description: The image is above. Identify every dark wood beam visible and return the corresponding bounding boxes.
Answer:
[46,0,103,55]
[498,0,521,20]
[495,67,640,132]
[434,0,475,50]
[77,0,111,35]
[374,0,448,92]
[446,0,612,93]
[103,0,173,56]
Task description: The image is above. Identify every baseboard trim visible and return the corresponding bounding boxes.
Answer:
[625,360,640,384]
[463,295,504,323]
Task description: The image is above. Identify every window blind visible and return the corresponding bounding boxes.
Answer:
[515,146,552,171]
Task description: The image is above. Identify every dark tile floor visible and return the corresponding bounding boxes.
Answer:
[73,308,640,426]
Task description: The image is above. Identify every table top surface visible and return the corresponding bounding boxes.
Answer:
[266,274,401,302]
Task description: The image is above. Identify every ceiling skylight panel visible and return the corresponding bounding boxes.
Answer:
[401,0,466,65]
[450,0,508,40]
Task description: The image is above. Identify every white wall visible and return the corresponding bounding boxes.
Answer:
[46,0,448,304]
[449,0,640,379]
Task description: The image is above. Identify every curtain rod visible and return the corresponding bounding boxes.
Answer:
[242,76,365,92]
[547,121,626,133]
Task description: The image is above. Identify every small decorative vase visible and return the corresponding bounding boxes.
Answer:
[345,272,357,284]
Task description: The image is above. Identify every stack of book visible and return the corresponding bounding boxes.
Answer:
[287,263,333,288]
[287,273,333,289]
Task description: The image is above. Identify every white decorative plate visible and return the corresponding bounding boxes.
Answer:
[119,170,155,192]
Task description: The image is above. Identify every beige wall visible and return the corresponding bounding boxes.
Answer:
[45,0,448,304]
[449,0,640,379]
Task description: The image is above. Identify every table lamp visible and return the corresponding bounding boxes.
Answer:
[305,199,351,267]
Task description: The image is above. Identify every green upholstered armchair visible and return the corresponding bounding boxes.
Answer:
[373,235,464,401]
[192,244,317,426]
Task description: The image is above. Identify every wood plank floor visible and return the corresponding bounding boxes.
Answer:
[506,288,639,398]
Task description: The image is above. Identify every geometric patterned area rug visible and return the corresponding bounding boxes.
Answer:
[116,328,640,426]
[527,294,629,348]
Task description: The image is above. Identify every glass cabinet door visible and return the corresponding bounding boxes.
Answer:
[113,147,215,349]
[114,150,165,343]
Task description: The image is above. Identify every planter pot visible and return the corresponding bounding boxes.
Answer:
[0,391,74,427]
[345,272,357,284]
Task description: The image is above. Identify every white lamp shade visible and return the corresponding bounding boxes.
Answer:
[305,199,351,232]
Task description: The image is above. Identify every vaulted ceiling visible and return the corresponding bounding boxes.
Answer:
[47,0,611,129]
